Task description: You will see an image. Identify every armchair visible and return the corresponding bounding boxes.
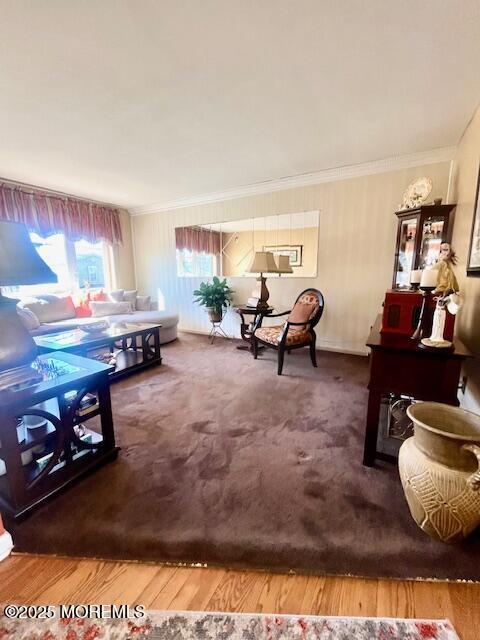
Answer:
[252,288,325,375]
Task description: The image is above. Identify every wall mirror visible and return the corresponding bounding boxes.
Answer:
[175,210,319,278]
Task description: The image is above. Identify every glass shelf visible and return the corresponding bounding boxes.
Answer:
[394,218,418,289]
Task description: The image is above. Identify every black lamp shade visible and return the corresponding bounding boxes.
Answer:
[0,220,57,286]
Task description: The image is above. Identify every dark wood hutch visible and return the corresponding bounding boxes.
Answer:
[392,203,455,289]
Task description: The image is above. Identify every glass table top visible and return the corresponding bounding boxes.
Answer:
[34,322,161,348]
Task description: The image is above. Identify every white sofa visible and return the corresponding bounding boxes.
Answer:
[17,294,179,345]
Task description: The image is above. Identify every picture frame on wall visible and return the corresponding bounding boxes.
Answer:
[467,162,480,276]
[263,244,303,267]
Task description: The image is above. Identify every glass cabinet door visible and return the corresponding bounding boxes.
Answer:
[419,216,445,268]
[394,217,418,288]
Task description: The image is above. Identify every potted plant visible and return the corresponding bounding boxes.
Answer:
[193,277,234,322]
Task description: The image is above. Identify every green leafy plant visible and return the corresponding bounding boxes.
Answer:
[193,276,234,314]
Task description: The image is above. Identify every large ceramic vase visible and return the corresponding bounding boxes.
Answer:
[398,402,480,543]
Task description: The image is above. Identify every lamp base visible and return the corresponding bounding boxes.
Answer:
[411,287,435,341]
[256,299,270,311]
[420,338,453,349]
[0,292,38,380]
[254,275,270,309]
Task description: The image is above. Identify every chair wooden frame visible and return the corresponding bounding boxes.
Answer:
[251,288,325,375]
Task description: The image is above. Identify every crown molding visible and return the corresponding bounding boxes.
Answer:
[129,146,456,216]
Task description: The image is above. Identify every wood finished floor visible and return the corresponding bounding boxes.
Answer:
[0,555,479,639]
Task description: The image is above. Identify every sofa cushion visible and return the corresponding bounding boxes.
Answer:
[108,310,179,328]
[30,316,105,335]
[29,309,180,344]
[90,301,132,317]
[255,324,311,347]
[109,289,124,302]
[19,295,76,323]
[135,295,151,311]
[123,289,138,310]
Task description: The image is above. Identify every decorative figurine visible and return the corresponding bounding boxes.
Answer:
[432,242,459,295]
[421,296,452,348]
[420,244,462,349]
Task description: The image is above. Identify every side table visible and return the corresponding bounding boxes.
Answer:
[0,351,118,520]
[233,305,274,352]
[363,315,472,467]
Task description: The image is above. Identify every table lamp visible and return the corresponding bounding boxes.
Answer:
[0,220,57,389]
[411,267,438,341]
[275,255,293,276]
[245,251,278,310]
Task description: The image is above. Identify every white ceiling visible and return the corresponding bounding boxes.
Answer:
[0,1,479,209]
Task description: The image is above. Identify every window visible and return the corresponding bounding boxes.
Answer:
[74,239,106,288]
[176,248,217,277]
[5,232,110,297]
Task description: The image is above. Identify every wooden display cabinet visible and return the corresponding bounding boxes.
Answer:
[392,203,455,289]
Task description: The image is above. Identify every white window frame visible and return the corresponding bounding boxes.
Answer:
[8,233,112,298]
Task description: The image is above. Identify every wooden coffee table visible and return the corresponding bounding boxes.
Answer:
[35,322,162,381]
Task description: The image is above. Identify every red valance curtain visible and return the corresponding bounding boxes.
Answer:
[0,183,123,245]
[175,226,221,255]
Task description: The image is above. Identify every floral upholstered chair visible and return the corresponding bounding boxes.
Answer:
[252,288,325,375]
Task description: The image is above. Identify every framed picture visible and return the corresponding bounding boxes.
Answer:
[467,162,480,276]
[263,244,303,267]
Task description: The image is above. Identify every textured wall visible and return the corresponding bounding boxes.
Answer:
[451,105,480,412]
[131,162,450,354]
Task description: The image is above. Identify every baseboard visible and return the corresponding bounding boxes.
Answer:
[179,329,368,357]
[0,530,13,561]
[316,342,368,357]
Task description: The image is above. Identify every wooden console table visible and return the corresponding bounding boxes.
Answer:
[0,351,118,520]
[363,315,472,467]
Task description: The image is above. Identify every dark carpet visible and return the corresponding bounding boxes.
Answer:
[10,333,480,580]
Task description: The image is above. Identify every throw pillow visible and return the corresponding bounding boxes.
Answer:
[92,290,107,302]
[123,289,138,310]
[73,290,92,317]
[135,295,151,311]
[75,303,92,318]
[17,307,40,330]
[90,301,132,317]
[109,289,124,303]
[19,295,76,323]
[287,302,316,327]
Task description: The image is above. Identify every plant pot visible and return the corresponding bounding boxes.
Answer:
[398,402,480,542]
[206,307,223,323]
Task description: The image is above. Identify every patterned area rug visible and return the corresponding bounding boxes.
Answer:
[0,610,459,639]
